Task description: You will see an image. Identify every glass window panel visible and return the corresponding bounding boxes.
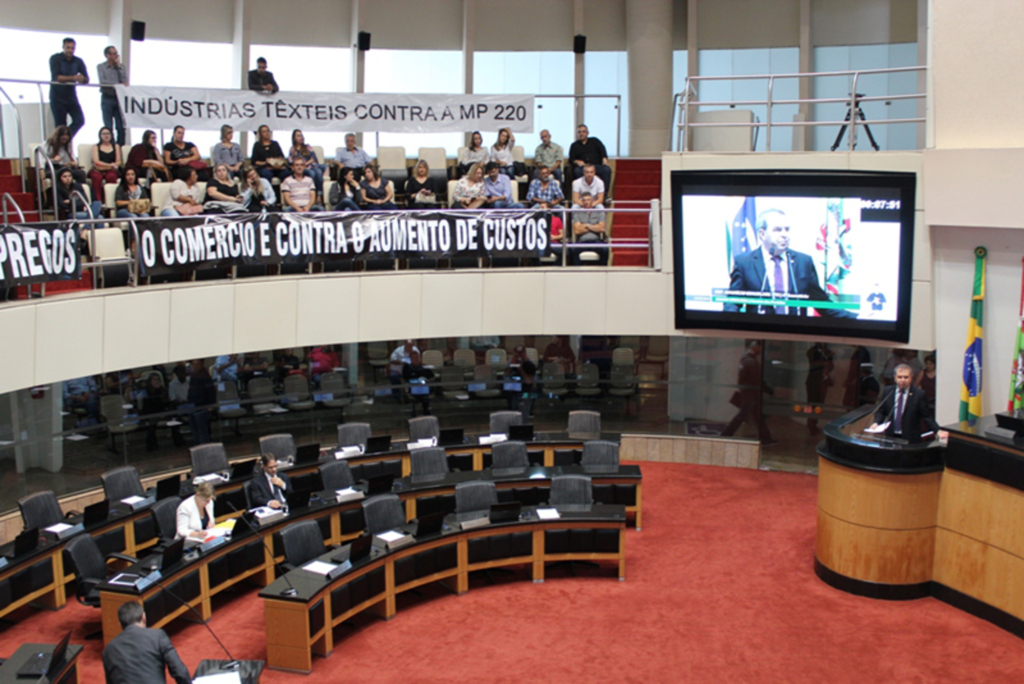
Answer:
[584,52,628,156]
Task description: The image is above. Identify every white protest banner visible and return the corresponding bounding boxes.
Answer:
[116,86,534,134]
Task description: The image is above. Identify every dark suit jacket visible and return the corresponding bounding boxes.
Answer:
[724,248,854,318]
[102,624,191,684]
[249,470,291,507]
[874,385,938,443]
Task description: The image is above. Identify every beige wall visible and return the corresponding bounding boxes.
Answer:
[249,0,353,48]
[698,0,801,49]
[134,0,236,43]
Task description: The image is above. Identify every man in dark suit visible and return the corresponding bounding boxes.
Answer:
[869,364,939,443]
[102,601,191,684]
[723,209,854,318]
[250,453,291,508]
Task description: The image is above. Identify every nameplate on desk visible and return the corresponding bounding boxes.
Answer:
[984,425,1018,440]
[121,495,155,511]
[376,530,414,551]
[459,516,490,530]
[327,560,352,580]
[336,488,365,504]
[44,522,84,540]
[478,433,508,446]
[335,446,363,459]
[109,570,161,590]
[194,672,243,684]
[408,438,437,450]
[0,556,8,570]
[193,473,227,486]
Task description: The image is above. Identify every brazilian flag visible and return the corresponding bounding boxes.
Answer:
[960,246,986,422]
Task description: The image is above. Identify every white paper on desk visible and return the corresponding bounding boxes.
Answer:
[335,446,362,459]
[194,672,242,684]
[206,527,231,538]
[269,406,289,414]
[454,393,470,401]
[336,487,363,499]
[478,433,508,445]
[252,506,279,519]
[376,531,406,543]
[302,560,339,576]
[46,522,74,533]
[535,508,561,520]
[0,440,13,447]
[863,422,890,434]
[408,438,436,450]
[65,433,89,441]
[165,419,183,427]
[121,495,146,505]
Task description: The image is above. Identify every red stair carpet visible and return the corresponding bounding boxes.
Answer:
[1,462,1022,682]
[610,158,660,267]
[0,159,39,223]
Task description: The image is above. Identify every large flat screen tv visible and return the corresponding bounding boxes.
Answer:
[671,169,916,343]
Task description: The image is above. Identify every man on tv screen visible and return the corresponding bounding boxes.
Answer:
[723,209,854,318]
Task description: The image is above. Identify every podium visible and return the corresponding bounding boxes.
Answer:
[816,408,1024,639]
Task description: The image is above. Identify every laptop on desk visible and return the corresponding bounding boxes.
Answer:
[145,536,185,572]
[12,527,39,558]
[285,489,312,512]
[365,474,396,496]
[230,459,258,480]
[83,499,110,527]
[438,428,464,447]
[509,424,534,442]
[413,511,447,538]
[294,443,322,465]
[155,475,182,501]
[489,502,522,523]
[15,629,70,679]
[364,435,392,455]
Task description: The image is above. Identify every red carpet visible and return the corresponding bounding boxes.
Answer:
[3,462,1023,682]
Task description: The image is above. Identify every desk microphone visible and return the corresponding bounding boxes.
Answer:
[226,501,298,597]
[144,574,240,671]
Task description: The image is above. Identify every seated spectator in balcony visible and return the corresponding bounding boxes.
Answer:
[543,335,576,375]
[289,129,326,194]
[252,125,289,183]
[405,159,441,208]
[212,354,239,384]
[526,165,565,210]
[55,167,101,220]
[483,161,524,209]
[127,129,169,184]
[360,164,397,210]
[572,164,605,208]
[248,57,279,94]
[489,127,516,178]
[88,126,121,203]
[274,349,303,384]
[44,125,86,182]
[534,129,564,181]
[403,350,435,417]
[389,340,419,399]
[163,125,208,181]
[571,192,608,266]
[281,158,324,213]
[211,125,243,178]
[239,352,271,387]
[160,167,204,217]
[452,162,486,209]
[114,168,151,218]
[568,124,611,191]
[330,166,362,212]
[457,131,487,178]
[186,359,216,446]
[204,163,246,214]
[335,133,372,179]
[64,375,99,426]
[240,164,277,212]
[307,346,340,384]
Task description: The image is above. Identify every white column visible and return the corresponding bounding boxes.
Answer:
[352,0,366,147]
[574,0,585,126]
[796,0,812,152]
[231,0,251,90]
[463,0,475,148]
[108,0,133,79]
[626,0,673,155]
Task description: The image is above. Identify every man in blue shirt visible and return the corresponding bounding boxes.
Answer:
[526,165,565,209]
[482,161,524,209]
[49,37,89,139]
[336,134,373,178]
[63,375,99,426]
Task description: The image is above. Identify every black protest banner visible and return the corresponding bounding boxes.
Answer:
[0,223,81,287]
[137,210,552,275]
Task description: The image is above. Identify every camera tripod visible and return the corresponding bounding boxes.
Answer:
[830,95,880,151]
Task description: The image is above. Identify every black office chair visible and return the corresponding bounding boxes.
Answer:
[362,494,406,535]
[581,440,620,467]
[491,441,530,469]
[320,460,356,491]
[259,433,296,462]
[567,410,601,439]
[100,466,145,501]
[411,447,449,477]
[64,534,139,638]
[279,520,327,572]
[489,411,523,436]
[455,481,498,514]
[18,491,73,532]
[150,496,181,546]
[408,415,439,442]
[337,422,371,449]
[243,481,255,510]
[549,474,594,510]
[190,443,230,477]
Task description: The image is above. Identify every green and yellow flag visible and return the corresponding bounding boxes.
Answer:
[960,246,986,422]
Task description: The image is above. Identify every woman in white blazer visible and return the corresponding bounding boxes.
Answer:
[176,481,217,539]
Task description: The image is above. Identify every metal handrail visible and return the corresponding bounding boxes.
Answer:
[32,145,59,219]
[0,85,25,192]
[671,65,927,152]
[1,192,25,224]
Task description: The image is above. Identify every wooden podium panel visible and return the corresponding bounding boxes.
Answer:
[816,508,935,585]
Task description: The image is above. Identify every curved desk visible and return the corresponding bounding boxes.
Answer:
[817,409,1024,639]
[259,505,627,673]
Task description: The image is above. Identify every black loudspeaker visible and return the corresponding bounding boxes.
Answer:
[130,20,146,41]
[357,31,371,51]
[573,34,586,54]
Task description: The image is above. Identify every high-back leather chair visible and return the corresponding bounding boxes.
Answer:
[279,520,325,571]
[491,441,529,469]
[580,440,620,467]
[362,494,406,535]
[411,447,449,477]
[101,466,145,501]
[455,481,498,514]
[190,443,229,477]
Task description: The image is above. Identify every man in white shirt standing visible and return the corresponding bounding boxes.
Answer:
[389,340,420,401]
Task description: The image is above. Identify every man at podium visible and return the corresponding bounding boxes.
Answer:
[869,364,938,442]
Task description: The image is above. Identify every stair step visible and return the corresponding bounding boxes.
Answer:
[613,172,660,186]
[0,176,21,194]
[613,226,649,239]
[614,187,660,201]
[4,192,36,211]
[612,251,649,267]
[0,159,13,176]
[614,159,660,172]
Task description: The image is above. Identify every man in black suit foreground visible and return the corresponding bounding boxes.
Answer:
[723,209,854,318]
[249,453,291,508]
[869,364,939,443]
[103,602,191,684]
